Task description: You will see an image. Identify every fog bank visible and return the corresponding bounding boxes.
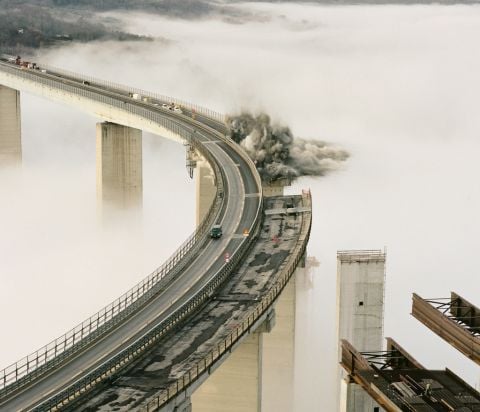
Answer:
[2,4,480,411]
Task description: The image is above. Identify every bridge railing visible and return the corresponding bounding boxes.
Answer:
[139,190,312,412]
[0,63,228,397]
[47,63,225,122]
[1,52,225,124]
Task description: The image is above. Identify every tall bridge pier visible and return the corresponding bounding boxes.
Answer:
[336,250,386,412]
[0,85,22,165]
[192,329,265,412]
[195,157,216,226]
[96,122,143,213]
[191,273,296,412]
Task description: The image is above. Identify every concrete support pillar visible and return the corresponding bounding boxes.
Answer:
[195,158,216,227]
[0,85,22,165]
[174,396,192,412]
[336,250,386,412]
[96,122,142,211]
[261,275,296,412]
[192,331,263,412]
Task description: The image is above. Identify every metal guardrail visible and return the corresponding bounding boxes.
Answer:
[45,63,226,123]
[0,52,225,125]
[0,63,228,398]
[138,191,312,412]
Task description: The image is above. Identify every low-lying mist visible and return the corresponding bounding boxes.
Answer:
[0,95,194,368]
[3,3,480,411]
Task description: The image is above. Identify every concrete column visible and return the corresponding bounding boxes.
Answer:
[96,122,142,211]
[0,85,22,165]
[336,250,386,412]
[261,275,296,412]
[195,158,216,227]
[174,396,192,412]
[192,331,263,412]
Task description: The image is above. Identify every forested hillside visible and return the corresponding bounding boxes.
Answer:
[0,0,154,49]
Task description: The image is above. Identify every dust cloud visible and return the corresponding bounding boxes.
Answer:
[2,4,480,411]
[227,112,349,182]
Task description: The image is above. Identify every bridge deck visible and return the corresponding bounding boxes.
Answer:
[75,194,311,411]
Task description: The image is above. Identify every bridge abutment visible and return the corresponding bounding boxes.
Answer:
[0,85,22,165]
[96,122,143,213]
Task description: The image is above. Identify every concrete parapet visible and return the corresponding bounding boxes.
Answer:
[0,85,21,165]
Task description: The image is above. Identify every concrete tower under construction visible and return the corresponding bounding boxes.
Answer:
[336,249,386,412]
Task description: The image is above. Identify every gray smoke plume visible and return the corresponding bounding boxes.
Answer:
[227,113,349,182]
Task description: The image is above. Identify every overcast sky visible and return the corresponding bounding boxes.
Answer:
[1,3,480,410]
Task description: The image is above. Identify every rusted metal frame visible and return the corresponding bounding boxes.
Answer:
[423,298,456,315]
[386,338,425,370]
[412,293,480,365]
[340,340,404,412]
[450,292,480,335]
[424,296,480,332]
[359,351,413,371]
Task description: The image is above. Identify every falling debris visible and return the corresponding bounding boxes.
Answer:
[226,113,349,182]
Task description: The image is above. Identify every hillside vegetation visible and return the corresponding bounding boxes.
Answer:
[0,0,156,49]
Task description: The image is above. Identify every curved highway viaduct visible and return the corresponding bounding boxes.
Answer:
[0,58,311,412]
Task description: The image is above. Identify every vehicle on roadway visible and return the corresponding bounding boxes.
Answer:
[210,224,223,239]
